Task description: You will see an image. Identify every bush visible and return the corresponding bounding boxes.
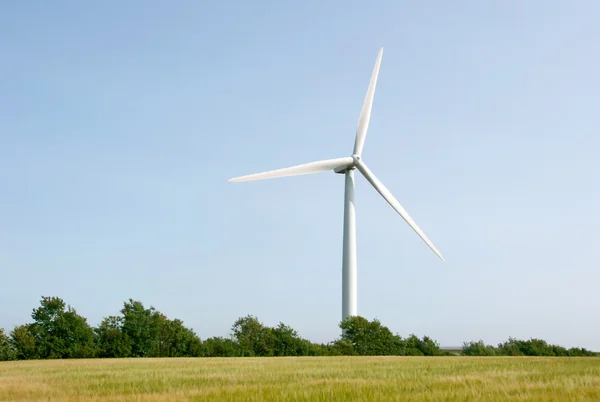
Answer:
[3,296,598,360]
[462,340,497,356]
[0,329,17,361]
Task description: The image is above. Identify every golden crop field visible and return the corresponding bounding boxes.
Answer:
[1,356,599,401]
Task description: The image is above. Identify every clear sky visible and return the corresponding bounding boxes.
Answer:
[1,1,599,350]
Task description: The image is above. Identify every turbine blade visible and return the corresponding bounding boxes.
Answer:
[356,161,445,261]
[228,157,354,183]
[353,47,383,157]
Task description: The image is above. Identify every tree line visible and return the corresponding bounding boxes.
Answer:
[0,296,596,361]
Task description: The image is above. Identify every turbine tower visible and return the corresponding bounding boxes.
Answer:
[228,48,445,323]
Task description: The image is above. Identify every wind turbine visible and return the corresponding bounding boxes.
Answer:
[228,47,445,323]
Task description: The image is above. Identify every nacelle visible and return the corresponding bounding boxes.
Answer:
[334,155,360,174]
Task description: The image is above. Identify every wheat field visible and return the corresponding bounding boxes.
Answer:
[1,357,599,401]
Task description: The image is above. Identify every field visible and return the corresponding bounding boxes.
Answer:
[1,357,600,401]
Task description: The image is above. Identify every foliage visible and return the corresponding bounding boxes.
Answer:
[231,315,276,357]
[1,296,597,360]
[0,328,17,361]
[10,324,38,360]
[340,316,404,355]
[99,299,203,358]
[27,296,97,359]
[94,316,132,358]
[157,318,204,357]
[203,336,241,357]
[271,322,309,357]
[462,340,497,356]
[567,347,597,357]
[462,337,597,357]
[404,334,449,356]
[119,299,162,357]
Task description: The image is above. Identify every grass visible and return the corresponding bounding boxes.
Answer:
[1,357,600,401]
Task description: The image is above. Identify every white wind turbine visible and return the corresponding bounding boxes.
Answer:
[228,48,445,323]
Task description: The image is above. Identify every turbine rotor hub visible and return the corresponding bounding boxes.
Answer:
[334,155,361,174]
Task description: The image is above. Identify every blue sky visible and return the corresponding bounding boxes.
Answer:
[1,1,599,349]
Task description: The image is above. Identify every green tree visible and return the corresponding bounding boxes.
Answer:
[340,316,405,356]
[493,337,598,357]
[0,329,17,361]
[97,299,203,358]
[95,316,132,358]
[31,296,65,358]
[203,337,240,357]
[231,315,275,357]
[521,338,554,356]
[6,294,599,360]
[271,322,308,356]
[552,345,569,356]
[402,334,445,356]
[328,339,356,356]
[462,340,497,356]
[120,299,162,357]
[30,296,97,359]
[567,347,596,357]
[404,334,425,356]
[497,337,525,356]
[156,317,203,357]
[303,340,330,356]
[10,324,38,360]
